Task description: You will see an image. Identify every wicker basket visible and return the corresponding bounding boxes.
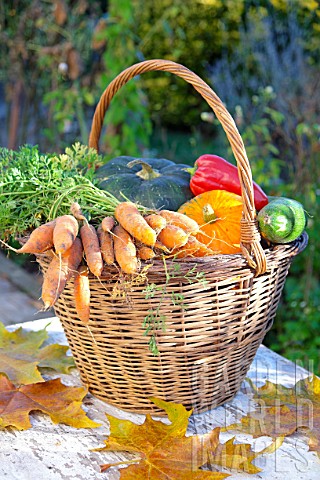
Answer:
[38,60,308,416]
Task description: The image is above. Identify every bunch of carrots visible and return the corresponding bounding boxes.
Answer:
[11,201,213,323]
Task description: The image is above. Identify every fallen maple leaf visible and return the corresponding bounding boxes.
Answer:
[0,373,100,430]
[209,436,284,474]
[98,397,283,479]
[98,397,228,479]
[0,321,74,384]
[225,375,320,458]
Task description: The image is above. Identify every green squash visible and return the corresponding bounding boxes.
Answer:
[257,197,307,243]
[95,156,194,211]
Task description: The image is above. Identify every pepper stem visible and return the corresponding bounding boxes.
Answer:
[203,204,218,223]
[127,159,161,180]
[185,165,197,176]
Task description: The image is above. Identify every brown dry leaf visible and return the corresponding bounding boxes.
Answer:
[225,376,320,458]
[92,18,108,50]
[67,47,82,80]
[98,397,229,479]
[53,0,68,25]
[74,0,88,15]
[0,321,74,385]
[0,373,100,430]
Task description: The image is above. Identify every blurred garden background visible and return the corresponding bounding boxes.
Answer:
[0,0,319,372]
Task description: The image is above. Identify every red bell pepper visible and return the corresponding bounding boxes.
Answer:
[189,154,269,211]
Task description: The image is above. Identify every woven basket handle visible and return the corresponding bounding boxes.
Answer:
[89,59,267,275]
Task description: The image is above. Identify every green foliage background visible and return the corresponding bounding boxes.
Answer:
[0,0,319,372]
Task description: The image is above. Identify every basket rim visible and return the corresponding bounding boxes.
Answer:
[35,231,308,278]
[97,231,308,279]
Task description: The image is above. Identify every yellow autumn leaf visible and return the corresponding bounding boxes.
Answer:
[225,376,320,458]
[0,321,74,385]
[0,374,100,430]
[97,397,285,478]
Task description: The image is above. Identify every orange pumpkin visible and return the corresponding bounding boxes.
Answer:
[178,190,243,254]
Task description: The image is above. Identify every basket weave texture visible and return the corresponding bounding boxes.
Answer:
[38,60,308,415]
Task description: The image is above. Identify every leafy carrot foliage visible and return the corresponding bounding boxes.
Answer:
[0,143,119,239]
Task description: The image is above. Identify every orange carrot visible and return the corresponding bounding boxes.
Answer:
[171,236,214,258]
[113,225,138,274]
[41,237,83,309]
[53,215,79,254]
[192,244,215,257]
[101,216,115,232]
[170,236,199,258]
[159,210,199,234]
[70,202,86,221]
[154,240,170,253]
[80,223,104,277]
[74,265,90,323]
[97,225,114,265]
[157,225,189,250]
[137,245,156,260]
[144,214,166,234]
[65,237,83,274]
[42,255,68,309]
[16,220,56,254]
[114,202,157,247]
